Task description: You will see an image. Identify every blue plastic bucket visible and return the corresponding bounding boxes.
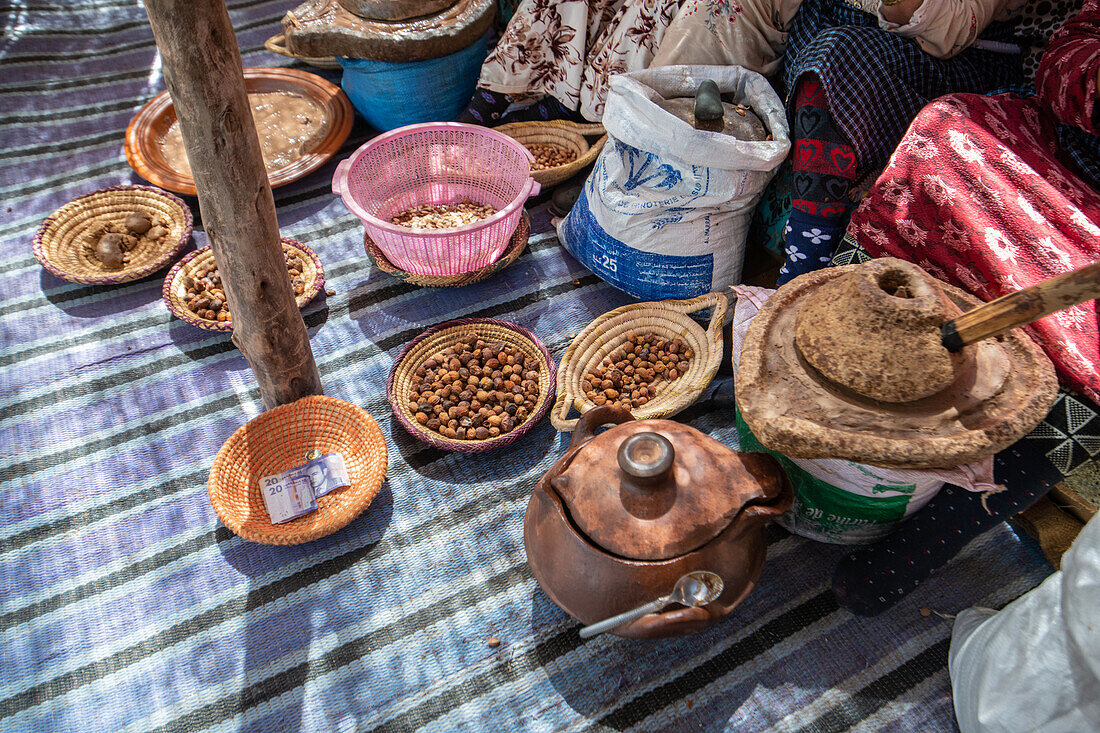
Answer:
[338,35,488,132]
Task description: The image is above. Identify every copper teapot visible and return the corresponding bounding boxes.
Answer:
[524,406,792,639]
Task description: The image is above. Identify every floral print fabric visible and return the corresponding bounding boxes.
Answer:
[478,0,683,121]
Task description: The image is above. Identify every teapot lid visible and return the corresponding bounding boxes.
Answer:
[549,420,783,561]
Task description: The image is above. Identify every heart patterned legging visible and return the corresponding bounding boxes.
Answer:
[778,73,859,285]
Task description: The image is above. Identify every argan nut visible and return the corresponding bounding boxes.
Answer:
[125,211,152,235]
[95,233,125,268]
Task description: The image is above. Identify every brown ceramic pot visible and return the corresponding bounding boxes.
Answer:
[524,406,792,639]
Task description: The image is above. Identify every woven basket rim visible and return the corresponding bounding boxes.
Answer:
[32,184,193,285]
[495,124,589,154]
[495,121,607,187]
[207,395,388,545]
[365,211,530,287]
[386,318,557,453]
[162,238,325,332]
[551,293,728,430]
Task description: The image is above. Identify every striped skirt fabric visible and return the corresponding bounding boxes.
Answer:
[0,0,1053,730]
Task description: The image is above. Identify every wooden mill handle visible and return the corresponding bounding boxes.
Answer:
[942,260,1100,352]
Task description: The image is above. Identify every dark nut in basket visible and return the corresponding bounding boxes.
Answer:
[125,211,153,235]
[526,142,578,171]
[408,331,541,442]
[583,333,694,412]
[182,244,310,322]
[95,233,125,268]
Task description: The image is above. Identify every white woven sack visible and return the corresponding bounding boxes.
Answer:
[559,65,789,301]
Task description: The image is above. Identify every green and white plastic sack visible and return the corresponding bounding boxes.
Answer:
[730,285,1000,544]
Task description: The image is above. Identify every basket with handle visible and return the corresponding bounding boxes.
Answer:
[332,122,541,277]
[494,121,608,188]
[551,292,728,432]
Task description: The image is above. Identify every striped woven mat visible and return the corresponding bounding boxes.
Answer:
[0,1,1053,730]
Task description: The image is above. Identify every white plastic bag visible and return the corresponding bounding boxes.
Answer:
[558,65,790,301]
[949,514,1100,733]
[730,285,999,544]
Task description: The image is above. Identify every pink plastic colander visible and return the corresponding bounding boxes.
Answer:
[332,122,541,277]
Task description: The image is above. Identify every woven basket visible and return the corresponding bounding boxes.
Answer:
[163,239,324,332]
[495,121,607,188]
[551,292,728,432]
[366,212,530,287]
[208,395,388,545]
[387,318,557,452]
[33,185,192,285]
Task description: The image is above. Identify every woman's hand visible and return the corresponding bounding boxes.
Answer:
[880,0,926,26]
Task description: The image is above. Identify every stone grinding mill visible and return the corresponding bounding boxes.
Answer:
[277,0,495,129]
[279,0,494,65]
[735,257,1100,470]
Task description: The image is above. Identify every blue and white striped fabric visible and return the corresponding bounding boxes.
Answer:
[0,1,1053,730]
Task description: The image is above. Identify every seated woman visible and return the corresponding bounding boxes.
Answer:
[827,0,1100,615]
[653,0,1026,282]
[849,0,1100,412]
[457,0,684,125]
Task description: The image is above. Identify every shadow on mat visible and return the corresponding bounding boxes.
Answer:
[39,268,167,317]
[387,412,558,484]
[213,483,394,731]
[530,585,754,731]
[163,297,330,368]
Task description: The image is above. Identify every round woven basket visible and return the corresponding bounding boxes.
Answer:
[208,395,388,545]
[495,121,607,188]
[387,318,557,452]
[32,185,192,285]
[162,239,324,332]
[366,212,530,287]
[551,292,728,432]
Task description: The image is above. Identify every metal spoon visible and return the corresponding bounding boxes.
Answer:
[578,571,724,639]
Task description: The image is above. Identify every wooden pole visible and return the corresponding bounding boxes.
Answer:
[143,0,323,408]
[941,260,1100,352]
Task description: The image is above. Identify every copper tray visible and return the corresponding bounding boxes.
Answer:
[125,68,354,197]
